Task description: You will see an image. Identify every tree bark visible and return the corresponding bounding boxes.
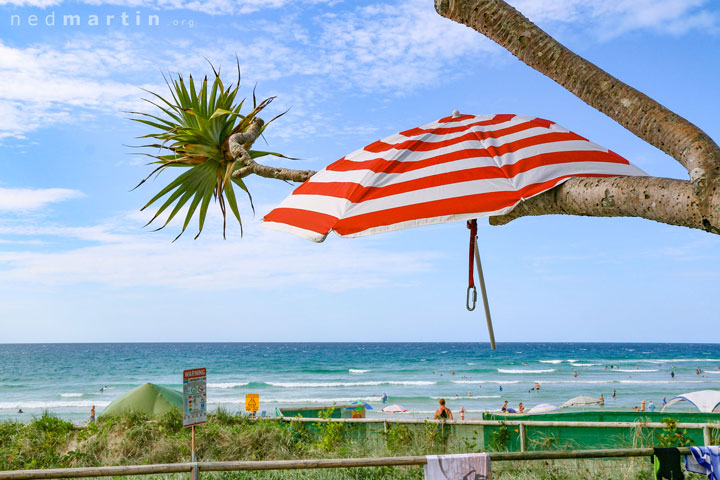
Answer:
[226,0,720,235]
[432,0,720,234]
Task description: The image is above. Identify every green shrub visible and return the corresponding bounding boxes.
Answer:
[488,424,511,451]
[383,424,414,453]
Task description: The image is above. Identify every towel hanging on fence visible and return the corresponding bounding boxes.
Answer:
[652,447,685,480]
[425,453,491,480]
[685,446,720,480]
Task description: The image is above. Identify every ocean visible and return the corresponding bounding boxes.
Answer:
[1,343,719,423]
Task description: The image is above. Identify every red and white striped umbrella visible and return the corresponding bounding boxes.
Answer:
[263,113,646,242]
[382,404,409,413]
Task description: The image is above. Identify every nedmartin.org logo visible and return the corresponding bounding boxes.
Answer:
[9,10,194,28]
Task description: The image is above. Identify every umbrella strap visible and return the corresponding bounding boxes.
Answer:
[466,219,478,311]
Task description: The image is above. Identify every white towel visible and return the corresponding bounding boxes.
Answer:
[685,446,720,480]
[425,453,491,480]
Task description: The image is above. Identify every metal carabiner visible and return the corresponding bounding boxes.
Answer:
[466,285,477,311]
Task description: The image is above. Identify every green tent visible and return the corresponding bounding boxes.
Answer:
[100,383,182,418]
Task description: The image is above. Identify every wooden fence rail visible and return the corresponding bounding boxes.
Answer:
[0,447,694,480]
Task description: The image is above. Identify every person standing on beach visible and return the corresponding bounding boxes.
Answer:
[90,405,95,423]
[612,390,616,399]
[640,400,646,412]
[434,398,453,420]
[459,406,466,420]
[518,402,524,413]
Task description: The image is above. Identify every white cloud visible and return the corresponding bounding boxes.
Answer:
[0,0,501,140]
[0,36,157,139]
[509,0,718,38]
[0,209,440,292]
[0,187,85,211]
[0,0,61,6]
[0,0,331,14]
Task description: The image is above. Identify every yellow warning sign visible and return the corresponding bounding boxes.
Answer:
[245,393,259,412]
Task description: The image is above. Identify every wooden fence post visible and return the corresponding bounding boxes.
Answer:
[519,422,526,452]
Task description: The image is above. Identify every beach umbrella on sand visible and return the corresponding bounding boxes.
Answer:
[382,404,409,413]
[528,403,558,413]
[264,113,646,348]
[562,395,603,408]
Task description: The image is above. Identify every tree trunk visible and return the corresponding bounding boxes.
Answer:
[231,0,720,235]
[433,0,720,234]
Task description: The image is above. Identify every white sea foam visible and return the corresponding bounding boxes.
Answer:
[528,379,719,385]
[467,363,477,366]
[0,400,111,409]
[453,380,520,385]
[615,369,658,373]
[498,369,555,374]
[571,363,598,367]
[267,381,435,388]
[60,393,83,398]
[431,395,500,400]
[209,382,249,389]
[349,369,370,374]
[618,380,708,384]
[539,360,563,364]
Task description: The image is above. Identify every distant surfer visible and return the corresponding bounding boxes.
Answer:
[573,371,578,378]
[671,370,675,378]
[534,382,541,391]
[381,393,387,404]
[599,394,604,406]
[18,409,23,414]
[612,390,616,398]
[499,385,503,392]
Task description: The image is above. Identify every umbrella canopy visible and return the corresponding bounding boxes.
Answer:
[528,403,558,413]
[264,113,646,242]
[562,395,603,408]
[350,401,373,410]
[661,390,720,413]
[100,383,182,418]
[382,404,408,413]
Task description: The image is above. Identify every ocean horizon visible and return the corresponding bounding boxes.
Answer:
[2,342,719,423]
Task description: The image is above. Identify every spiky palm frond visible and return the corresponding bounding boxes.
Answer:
[131,66,286,240]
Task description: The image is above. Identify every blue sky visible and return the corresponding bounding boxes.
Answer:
[0,0,718,343]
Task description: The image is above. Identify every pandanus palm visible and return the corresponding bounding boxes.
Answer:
[132,66,291,240]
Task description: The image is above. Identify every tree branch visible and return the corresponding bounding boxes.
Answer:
[489,176,719,234]
[434,0,720,197]
[434,0,719,233]
[227,119,317,183]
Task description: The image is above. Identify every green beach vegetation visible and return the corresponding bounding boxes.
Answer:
[2,409,708,479]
